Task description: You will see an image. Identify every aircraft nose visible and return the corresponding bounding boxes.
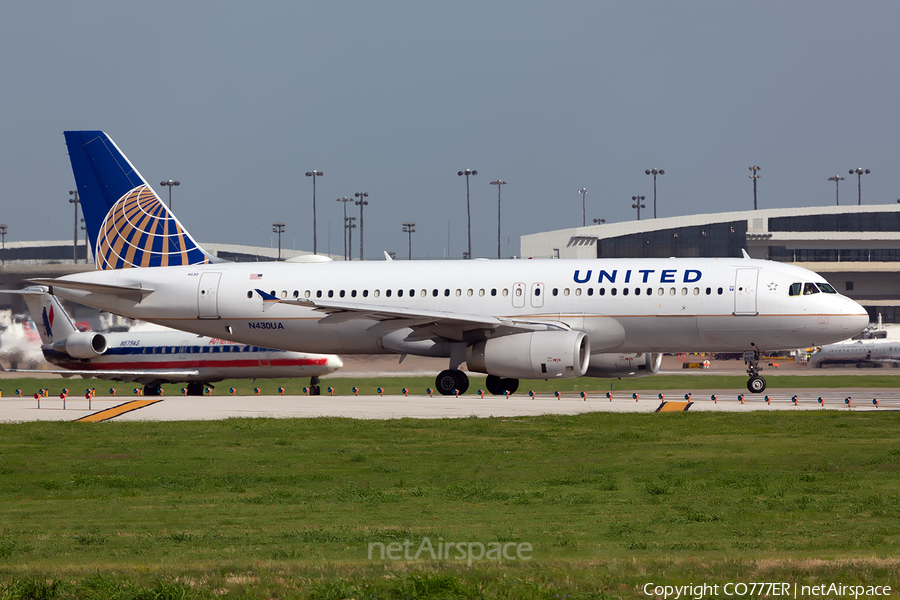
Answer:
[842,298,869,337]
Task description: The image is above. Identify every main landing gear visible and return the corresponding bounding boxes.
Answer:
[308,376,321,396]
[435,369,469,396]
[745,343,767,393]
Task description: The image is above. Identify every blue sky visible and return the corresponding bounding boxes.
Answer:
[1,1,898,259]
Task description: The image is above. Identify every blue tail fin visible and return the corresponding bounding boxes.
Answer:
[64,131,219,269]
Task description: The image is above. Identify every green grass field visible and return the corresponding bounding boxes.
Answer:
[1,409,899,598]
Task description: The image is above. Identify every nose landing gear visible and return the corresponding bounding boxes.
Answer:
[745,343,767,393]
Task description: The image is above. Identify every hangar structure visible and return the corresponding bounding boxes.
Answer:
[521,204,900,324]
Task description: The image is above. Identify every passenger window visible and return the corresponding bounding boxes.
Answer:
[363,290,369,297]
[444,289,450,297]
[587,288,593,296]
[564,289,570,296]
[328,290,334,298]
[717,287,723,295]
[658,288,664,296]
[433,289,439,297]
[611,288,617,296]
[516,288,523,297]
[706,287,711,295]
[789,283,802,296]
[635,288,640,296]
[467,289,473,297]
[535,288,541,296]
[293,290,299,298]
[646,288,652,296]
[351,290,357,298]
[422,290,427,297]
[479,289,485,296]
[575,288,582,296]
[397,289,403,297]
[552,288,558,296]
[681,288,687,296]
[623,288,629,296]
[281,291,287,298]
[456,289,462,297]
[502,289,509,297]
[410,289,415,297]
[374,290,380,298]
[316,290,322,298]
[669,288,676,295]
[599,288,605,296]
[247,291,253,299]
[386,289,392,297]
[693,288,699,295]
[305,290,311,298]
[340,290,346,298]
[491,289,497,296]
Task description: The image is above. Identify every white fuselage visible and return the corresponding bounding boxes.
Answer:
[810,339,900,368]
[42,329,343,383]
[48,257,868,357]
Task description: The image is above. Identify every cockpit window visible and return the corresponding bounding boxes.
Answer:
[803,283,819,295]
[817,282,837,294]
[789,283,802,296]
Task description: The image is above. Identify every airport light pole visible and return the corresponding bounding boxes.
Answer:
[159,180,180,210]
[579,188,587,226]
[80,218,89,264]
[305,170,323,254]
[490,179,507,259]
[402,222,416,260]
[336,196,351,260]
[827,175,846,206]
[272,222,285,260]
[345,216,356,260]
[644,168,664,218]
[0,224,7,266]
[593,218,605,225]
[748,166,761,210]
[68,190,79,263]
[354,192,369,260]
[457,169,477,259]
[849,168,871,205]
[631,196,646,221]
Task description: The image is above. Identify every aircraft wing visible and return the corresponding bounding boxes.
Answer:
[6,368,200,383]
[256,289,570,342]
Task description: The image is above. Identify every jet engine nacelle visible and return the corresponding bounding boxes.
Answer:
[467,330,590,379]
[585,352,662,378]
[52,332,108,359]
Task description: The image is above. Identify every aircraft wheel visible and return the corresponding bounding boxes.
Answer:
[436,370,469,396]
[186,382,205,396]
[486,374,518,396]
[747,376,766,394]
[143,382,162,396]
[310,385,321,396]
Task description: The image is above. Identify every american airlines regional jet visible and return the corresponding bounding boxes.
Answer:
[34,131,869,395]
[2,288,342,395]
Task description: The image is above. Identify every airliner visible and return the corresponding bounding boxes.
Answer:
[2,288,342,395]
[809,338,900,369]
[34,131,869,395]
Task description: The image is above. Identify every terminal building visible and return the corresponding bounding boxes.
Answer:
[521,204,900,324]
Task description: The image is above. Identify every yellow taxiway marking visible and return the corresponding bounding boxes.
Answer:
[656,401,693,412]
[75,400,163,422]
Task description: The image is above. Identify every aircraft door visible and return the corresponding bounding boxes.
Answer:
[198,272,222,319]
[530,282,544,308]
[512,283,525,308]
[734,268,759,316]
